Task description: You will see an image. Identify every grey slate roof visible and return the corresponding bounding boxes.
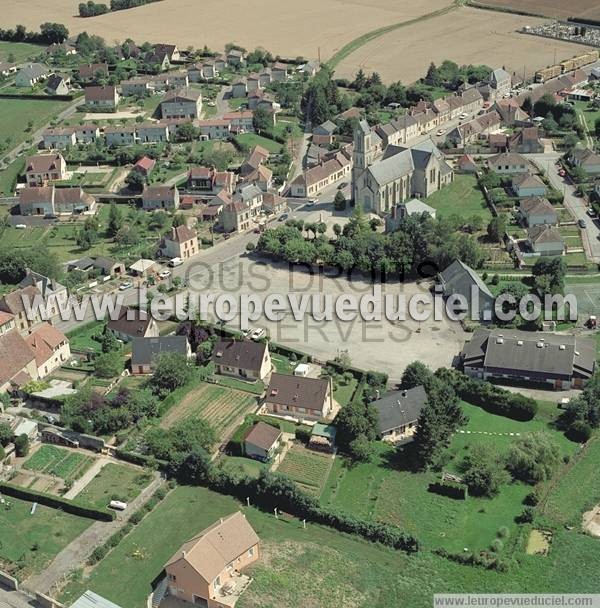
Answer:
[18,63,48,81]
[131,336,189,366]
[212,339,267,373]
[462,329,595,379]
[367,148,414,186]
[439,260,493,302]
[371,385,427,434]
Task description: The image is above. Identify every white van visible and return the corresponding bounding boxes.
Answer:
[168,257,183,267]
[109,500,128,511]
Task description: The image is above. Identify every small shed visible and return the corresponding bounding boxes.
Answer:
[309,423,337,453]
[129,259,156,277]
[244,421,282,461]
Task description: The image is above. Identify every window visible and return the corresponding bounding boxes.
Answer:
[248,546,255,558]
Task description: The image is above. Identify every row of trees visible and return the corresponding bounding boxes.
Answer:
[0,22,69,45]
[78,1,109,16]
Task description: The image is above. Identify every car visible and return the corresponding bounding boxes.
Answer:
[168,257,183,267]
[14,224,26,229]
[118,281,133,291]
[587,208,597,218]
[436,129,445,136]
[459,112,468,119]
[251,328,266,341]
[578,218,587,229]
[337,182,348,189]
[278,213,289,221]
[305,199,316,207]
[242,327,254,338]
[558,169,566,177]
[158,270,171,279]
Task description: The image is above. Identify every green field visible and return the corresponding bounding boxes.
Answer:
[278,445,334,495]
[235,133,283,153]
[0,41,45,63]
[24,445,95,482]
[0,495,91,581]
[0,97,72,151]
[58,483,600,608]
[77,464,153,510]
[219,455,268,478]
[322,401,580,553]
[426,174,492,220]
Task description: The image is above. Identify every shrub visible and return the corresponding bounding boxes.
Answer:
[428,480,468,500]
[523,491,539,506]
[497,526,510,539]
[566,420,592,443]
[516,506,535,524]
[490,538,504,553]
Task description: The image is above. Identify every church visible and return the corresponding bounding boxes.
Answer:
[352,119,453,215]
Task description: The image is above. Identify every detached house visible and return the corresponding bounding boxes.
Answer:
[131,336,191,374]
[371,385,427,443]
[15,63,48,87]
[519,197,558,227]
[160,87,202,119]
[85,85,119,109]
[24,153,66,186]
[78,62,109,81]
[527,225,564,256]
[244,422,282,461]
[159,225,199,260]
[19,186,96,216]
[212,339,272,381]
[42,127,76,149]
[107,307,159,342]
[263,373,333,421]
[512,173,547,198]
[142,184,180,210]
[487,152,532,175]
[570,148,600,176]
[46,74,70,95]
[164,512,259,607]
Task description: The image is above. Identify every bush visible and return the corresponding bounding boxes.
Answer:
[295,427,311,443]
[523,491,539,506]
[566,420,592,443]
[516,506,535,524]
[428,480,468,500]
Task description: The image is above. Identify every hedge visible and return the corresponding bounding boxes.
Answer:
[429,480,468,500]
[0,482,115,521]
[114,448,168,470]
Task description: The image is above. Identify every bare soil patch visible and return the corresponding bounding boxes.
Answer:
[473,0,600,20]
[334,7,593,83]
[2,0,451,60]
[526,529,552,555]
[583,504,600,537]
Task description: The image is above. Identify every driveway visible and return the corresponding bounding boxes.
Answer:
[529,153,600,263]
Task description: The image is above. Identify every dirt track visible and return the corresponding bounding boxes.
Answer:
[3,0,451,60]
[334,7,593,83]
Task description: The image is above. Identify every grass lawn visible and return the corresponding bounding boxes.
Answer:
[219,455,268,478]
[236,133,283,154]
[0,495,91,581]
[574,101,600,132]
[76,464,153,510]
[0,41,45,63]
[24,445,95,482]
[322,401,580,553]
[277,444,334,496]
[333,375,359,407]
[425,174,492,221]
[0,97,71,150]
[271,352,295,374]
[213,375,265,395]
[66,321,105,353]
[0,152,28,196]
[58,484,600,608]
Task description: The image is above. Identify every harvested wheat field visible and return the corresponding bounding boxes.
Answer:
[473,0,600,21]
[2,0,451,60]
[335,7,592,83]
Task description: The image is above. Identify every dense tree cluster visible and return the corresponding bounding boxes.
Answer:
[78,1,109,16]
[506,432,561,484]
[560,372,600,441]
[0,247,61,284]
[0,23,69,44]
[257,208,484,279]
[423,60,492,90]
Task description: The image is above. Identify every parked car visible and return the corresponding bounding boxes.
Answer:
[158,270,171,279]
[242,327,254,338]
[436,129,445,136]
[118,281,133,291]
[168,257,183,267]
[251,327,266,341]
[578,218,587,229]
[587,208,596,218]
[278,213,289,221]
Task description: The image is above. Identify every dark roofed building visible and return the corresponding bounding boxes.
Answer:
[244,422,282,461]
[263,373,332,421]
[107,307,159,342]
[212,339,272,381]
[371,385,427,442]
[131,336,191,374]
[460,328,595,390]
[439,260,495,321]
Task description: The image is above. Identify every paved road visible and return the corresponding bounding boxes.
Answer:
[0,586,36,608]
[23,473,164,596]
[529,153,600,262]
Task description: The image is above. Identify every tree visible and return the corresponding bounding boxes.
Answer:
[595,117,600,138]
[532,256,566,296]
[353,69,366,91]
[107,202,123,237]
[94,350,123,378]
[151,352,195,395]
[462,444,510,497]
[101,328,119,353]
[401,361,433,390]
[487,215,507,243]
[14,434,29,457]
[252,106,273,133]
[334,190,346,211]
[506,432,560,484]
[176,123,199,142]
[424,62,441,87]
[348,434,374,462]
[125,170,146,191]
[39,22,69,44]
[0,422,12,447]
